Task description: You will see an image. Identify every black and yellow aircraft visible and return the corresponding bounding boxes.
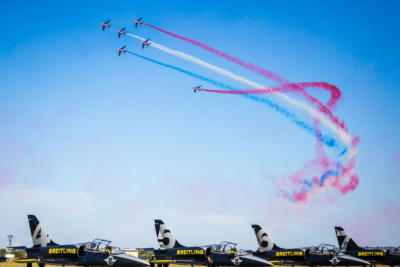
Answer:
[147,219,273,267]
[335,226,400,266]
[251,225,370,266]
[8,215,149,267]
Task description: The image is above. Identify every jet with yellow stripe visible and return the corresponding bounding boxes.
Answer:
[145,219,273,267]
[251,225,370,266]
[8,215,149,267]
[335,226,400,266]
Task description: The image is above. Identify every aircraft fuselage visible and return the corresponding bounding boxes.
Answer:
[153,246,271,266]
[24,244,148,266]
[253,249,370,266]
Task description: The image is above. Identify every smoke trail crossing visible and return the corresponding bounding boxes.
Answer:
[126,51,339,149]
[124,25,359,201]
[126,33,352,147]
[142,22,345,112]
[199,87,347,131]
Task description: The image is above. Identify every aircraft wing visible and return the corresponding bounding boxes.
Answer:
[7,246,28,251]
[137,247,156,251]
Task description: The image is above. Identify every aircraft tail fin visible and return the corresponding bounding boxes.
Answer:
[28,215,58,247]
[251,224,281,251]
[334,226,360,251]
[154,219,184,249]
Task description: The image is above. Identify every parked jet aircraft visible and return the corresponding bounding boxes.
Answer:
[335,226,400,266]
[148,219,273,267]
[251,225,370,266]
[8,215,149,267]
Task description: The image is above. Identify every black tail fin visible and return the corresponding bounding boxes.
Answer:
[154,219,184,249]
[28,215,57,247]
[251,224,282,251]
[334,226,360,251]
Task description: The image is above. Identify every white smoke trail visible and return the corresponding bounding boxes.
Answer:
[126,33,353,147]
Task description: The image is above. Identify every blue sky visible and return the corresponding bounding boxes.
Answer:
[1,0,400,249]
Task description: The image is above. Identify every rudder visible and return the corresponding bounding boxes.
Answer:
[28,215,57,247]
[334,226,360,251]
[251,224,281,251]
[154,219,183,249]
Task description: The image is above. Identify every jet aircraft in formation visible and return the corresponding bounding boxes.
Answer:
[335,226,400,267]
[134,17,143,28]
[142,39,151,49]
[193,85,203,93]
[118,45,128,56]
[8,215,149,267]
[100,18,154,51]
[117,27,127,38]
[101,20,111,31]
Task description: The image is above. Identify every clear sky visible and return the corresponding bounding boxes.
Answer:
[1,0,400,250]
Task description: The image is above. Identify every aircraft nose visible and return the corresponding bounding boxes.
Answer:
[113,254,149,266]
[239,254,273,266]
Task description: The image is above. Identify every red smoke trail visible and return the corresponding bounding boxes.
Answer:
[202,85,347,132]
[143,22,287,84]
[142,21,359,201]
[201,88,276,94]
[143,22,346,130]
[143,23,342,105]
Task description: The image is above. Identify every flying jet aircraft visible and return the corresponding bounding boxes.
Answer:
[118,45,127,56]
[193,85,203,93]
[335,226,400,266]
[117,27,127,38]
[146,219,273,267]
[101,20,111,31]
[8,215,149,267]
[134,17,143,28]
[251,225,370,266]
[142,39,151,49]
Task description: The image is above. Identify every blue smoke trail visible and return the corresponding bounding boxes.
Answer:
[127,51,340,149]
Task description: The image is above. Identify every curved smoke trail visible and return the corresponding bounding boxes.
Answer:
[125,26,359,201]
[126,51,339,150]
[142,23,345,112]
[126,33,352,146]
[199,87,347,132]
